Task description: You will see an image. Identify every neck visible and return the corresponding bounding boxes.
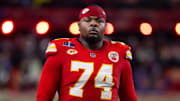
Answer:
[78,37,104,50]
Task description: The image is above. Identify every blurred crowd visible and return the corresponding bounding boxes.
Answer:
[0,32,180,94]
[127,34,180,93]
[0,33,47,91]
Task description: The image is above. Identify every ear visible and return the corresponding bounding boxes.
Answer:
[78,21,80,26]
[104,22,107,28]
[78,21,81,31]
[103,22,106,32]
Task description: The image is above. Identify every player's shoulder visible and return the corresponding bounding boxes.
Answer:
[52,38,72,43]
[110,40,130,49]
[110,40,132,60]
[45,38,73,57]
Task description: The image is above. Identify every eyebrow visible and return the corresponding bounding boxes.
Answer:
[95,17,102,20]
[87,17,104,21]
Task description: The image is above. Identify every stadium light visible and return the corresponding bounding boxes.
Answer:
[105,22,114,35]
[69,21,80,35]
[140,22,152,36]
[35,21,50,35]
[1,20,14,35]
[175,22,180,36]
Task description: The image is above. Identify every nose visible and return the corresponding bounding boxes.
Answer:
[90,20,98,27]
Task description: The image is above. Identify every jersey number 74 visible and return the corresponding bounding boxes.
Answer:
[69,60,114,100]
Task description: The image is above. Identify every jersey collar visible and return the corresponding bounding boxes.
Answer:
[73,37,109,53]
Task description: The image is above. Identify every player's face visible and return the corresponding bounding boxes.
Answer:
[78,16,106,44]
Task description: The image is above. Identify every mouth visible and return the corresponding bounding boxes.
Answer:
[88,28,99,34]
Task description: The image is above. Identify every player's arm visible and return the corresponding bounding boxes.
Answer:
[119,47,137,101]
[37,42,62,101]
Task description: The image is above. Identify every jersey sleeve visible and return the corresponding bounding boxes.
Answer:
[125,46,133,61]
[45,41,58,57]
[37,40,62,101]
[119,60,137,101]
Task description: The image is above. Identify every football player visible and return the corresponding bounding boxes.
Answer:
[37,5,137,101]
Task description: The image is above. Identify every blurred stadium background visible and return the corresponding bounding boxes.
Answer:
[0,0,180,101]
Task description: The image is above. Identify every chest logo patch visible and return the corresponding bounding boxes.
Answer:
[63,41,75,48]
[108,51,119,63]
[90,53,96,58]
[67,49,78,55]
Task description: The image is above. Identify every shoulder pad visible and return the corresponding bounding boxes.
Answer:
[111,41,126,46]
[54,38,70,41]
[45,38,71,57]
[45,42,57,57]
[111,41,133,60]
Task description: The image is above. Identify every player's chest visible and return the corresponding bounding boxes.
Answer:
[61,47,123,63]
[60,48,124,80]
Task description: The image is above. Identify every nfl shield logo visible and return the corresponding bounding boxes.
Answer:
[90,53,96,58]
[108,51,119,62]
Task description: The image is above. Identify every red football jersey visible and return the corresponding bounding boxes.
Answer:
[37,38,137,101]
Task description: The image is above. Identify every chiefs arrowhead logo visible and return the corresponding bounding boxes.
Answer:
[108,51,119,63]
[67,49,78,55]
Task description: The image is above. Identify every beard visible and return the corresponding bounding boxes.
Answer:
[83,35,102,45]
